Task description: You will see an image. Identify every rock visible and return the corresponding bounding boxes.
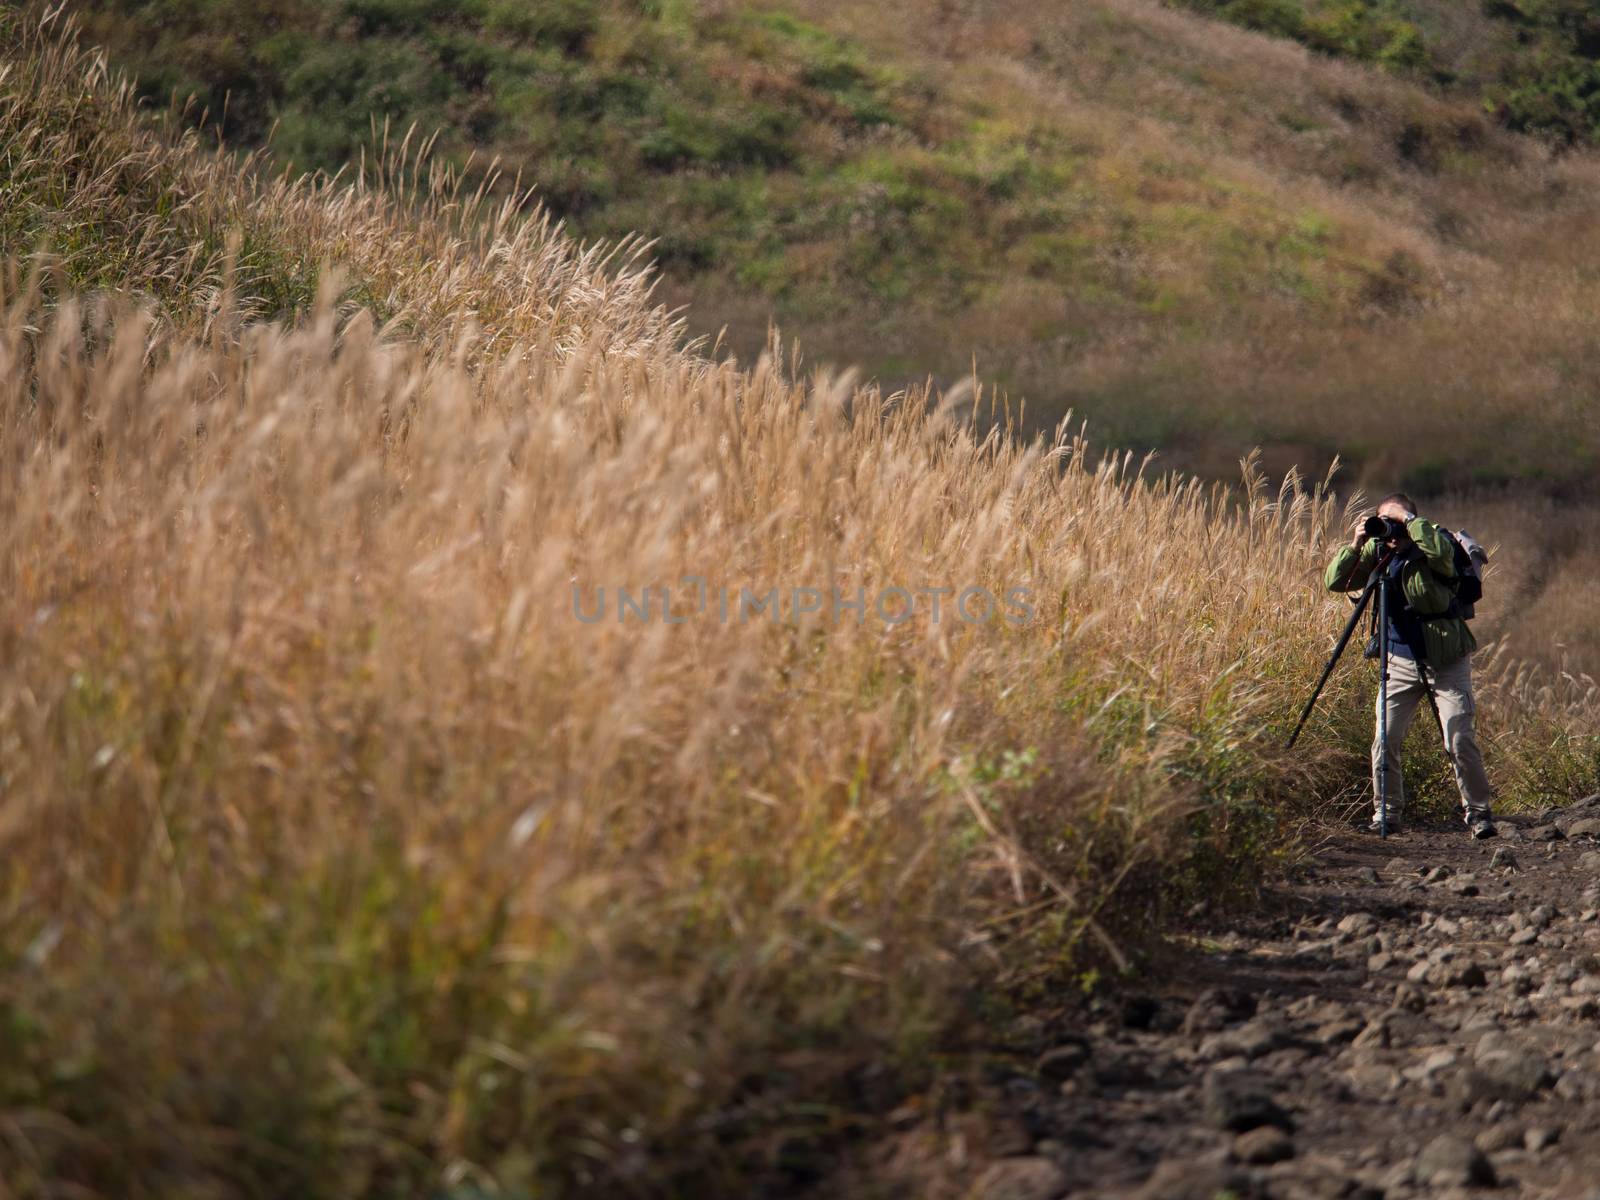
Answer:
[1202,1069,1294,1133]
[1394,982,1428,1013]
[1338,912,1380,937]
[1490,847,1518,871]
[1530,904,1557,928]
[1579,852,1600,872]
[1567,819,1600,840]
[1449,875,1481,897]
[1425,865,1453,882]
[1529,825,1565,842]
[986,1117,1035,1158]
[1422,1049,1458,1075]
[1133,1156,1257,1200]
[1353,867,1380,885]
[1503,965,1534,995]
[1237,1019,1288,1056]
[1456,1044,1555,1106]
[1412,1135,1496,1188]
[1440,961,1488,990]
[1183,987,1257,1035]
[1313,1017,1364,1047]
[1036,1041,1090,1082]
[1510,927,1539,946]
[972,1156,1069,1200]
[1474,1121,1522,1153]
[1525,1126,1560,1151]
[1233,1125,1294,1164]
[1348,1060,1401,1094]
[1352,1018,1390,1050]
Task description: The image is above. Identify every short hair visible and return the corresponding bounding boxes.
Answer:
[1378,492,1417,515]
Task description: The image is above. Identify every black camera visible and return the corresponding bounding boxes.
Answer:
[1364,515,1408,542]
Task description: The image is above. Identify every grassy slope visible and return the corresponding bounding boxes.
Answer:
[62,0,1600,495]
[1180,0,1600,144]
[1,12,1597,1198]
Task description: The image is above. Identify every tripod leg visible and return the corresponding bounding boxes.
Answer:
[1286,573,1378,750]
[1376,576,1390,838]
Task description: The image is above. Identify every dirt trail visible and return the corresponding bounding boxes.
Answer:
[855,797,1600,1200]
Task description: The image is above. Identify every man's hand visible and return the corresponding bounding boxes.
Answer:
[1350,520,1371,550]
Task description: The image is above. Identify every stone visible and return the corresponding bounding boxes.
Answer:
[1529,825,1565,842]
[1579,852,1600,872]
[1421,1049,1458,1075]
[1202,1069,1294,1133]
[1449,876,1480,897]
[1425,865,1453,882]
[1490,847,1518,871]
[1353,867,1381,885]
[1394,982,1428,1013]
[1567,818,1600,839]
[1133,1157,1256,1200]
[1036,1041,1090,1082]
[1456,1045,1555,1106]
[1510,927,1539,946]
[1313,1017,1364,1047]
[1530,904,1557,928]
[1338,912,1380,937]
[1352,1019,1390,1050]
[1233,1125,1294,1164]
[972,1157,1070,1200]
[1474,1121,1522,1154]
[1183,987,1257,1035]
[1525,1126,1560,1151]
[1504,966,1535,995]
[1435,961,1487,990]
[1412,1135,1496,1188]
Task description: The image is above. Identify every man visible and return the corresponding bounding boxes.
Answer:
[1324,493,1496,839]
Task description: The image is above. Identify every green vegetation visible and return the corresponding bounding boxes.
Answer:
[55,0,1600,505]
[1180,0,1600,144]
[1183,0,1426,70]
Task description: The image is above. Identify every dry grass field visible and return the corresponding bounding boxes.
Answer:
[1,9,1597,1198]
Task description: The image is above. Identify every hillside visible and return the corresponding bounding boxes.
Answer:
[1,10,1598,1197]
[64,0,1600,494]
[1183,0,1600,144]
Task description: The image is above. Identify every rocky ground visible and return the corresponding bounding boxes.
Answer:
[851,795,1600,1199]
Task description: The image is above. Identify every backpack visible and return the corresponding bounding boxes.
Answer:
[1443,529,1487,619]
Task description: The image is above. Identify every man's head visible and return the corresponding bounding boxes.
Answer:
[1377,492,1417,523]
[1371,492,1416,550]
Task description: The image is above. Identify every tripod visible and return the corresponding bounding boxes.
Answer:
[1286,547,1447,839]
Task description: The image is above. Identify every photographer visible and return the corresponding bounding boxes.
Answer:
[1324,493,1496,839]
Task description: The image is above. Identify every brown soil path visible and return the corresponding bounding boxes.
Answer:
[853,798,1600,1200]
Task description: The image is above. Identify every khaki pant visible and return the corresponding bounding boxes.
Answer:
[1371,653,1493,823]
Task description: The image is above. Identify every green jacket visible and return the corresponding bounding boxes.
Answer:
[1324,517,1476,669]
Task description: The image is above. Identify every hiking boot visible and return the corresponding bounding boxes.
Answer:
[1469,817,1498,840]
[1367,817,1401,836]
